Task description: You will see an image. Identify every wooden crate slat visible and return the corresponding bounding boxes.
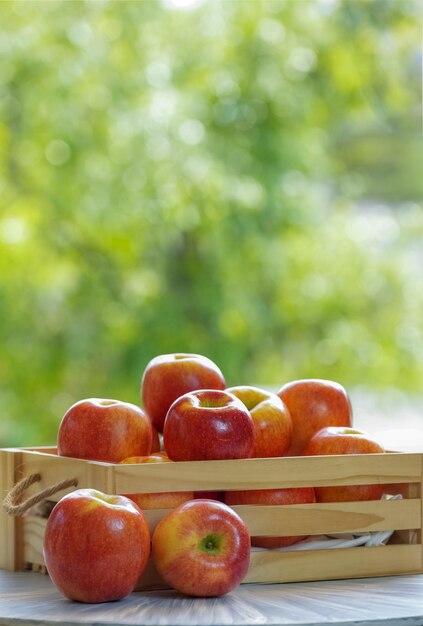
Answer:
[114,453,422,493]
[245,544,423,584]
[141,499,420,536]
[231,498,421,536]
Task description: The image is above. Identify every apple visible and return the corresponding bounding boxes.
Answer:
[120,454,194,509]
[163,389,255,461]
[141,353,226,432]
[58,398,153,463]
[225,487,316,548]
[226,385,292,458]
[152,499,250,596]
[302,426,386,502]
[43,488,150,603]
[277,379,352,456]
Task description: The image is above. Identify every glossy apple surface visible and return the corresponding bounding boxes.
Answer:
[163,389,254,461]
[226,385,292,458]
[141,353,226,432]
[152,499,250,596]
[225,487,316,548]
[120,454,193,509]
[302,426,386,502]
[277,379,352,456]
[43,488,150,603]
[57,398,153,463]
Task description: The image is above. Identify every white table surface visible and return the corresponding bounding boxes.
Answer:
[2,569,423,626]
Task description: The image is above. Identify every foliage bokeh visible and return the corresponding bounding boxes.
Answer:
[0,0,422,445]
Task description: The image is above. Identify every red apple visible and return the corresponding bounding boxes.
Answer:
[58,398,153,463]
[226,385,292,458]
[152,499,250,596]
[120,454,194,509]
[43,488,150,603]
[163,389,255,461]
[225,487,316,548]
[302,426,386,502]
[277,379,352,456]
[141,353,226,432]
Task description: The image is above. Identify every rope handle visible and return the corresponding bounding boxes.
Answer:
[2,473,78,516]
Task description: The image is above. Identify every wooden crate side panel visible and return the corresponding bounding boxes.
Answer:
[3,448,423,584]
[114,453,422,494]
[19,519,423,589]
[20,497,421,573]
[245,544,423,584]
[22,516,46,568]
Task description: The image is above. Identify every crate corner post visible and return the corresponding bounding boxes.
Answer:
[0,448,25,571]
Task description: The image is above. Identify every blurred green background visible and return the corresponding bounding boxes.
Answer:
[1,0,422,446]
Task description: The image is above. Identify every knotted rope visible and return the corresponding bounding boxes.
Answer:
[2,473,78,516]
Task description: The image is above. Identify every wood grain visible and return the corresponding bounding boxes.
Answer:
[114,453,422,493]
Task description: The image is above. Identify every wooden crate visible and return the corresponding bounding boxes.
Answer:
[1,445,422,588]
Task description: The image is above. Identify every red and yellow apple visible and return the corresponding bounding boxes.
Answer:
[163,389,255,461]
[120,454,194,509]
[152,499,250,596]
[278,379,352,456]
[225,487,316,548]
[141,353,226,432]
[226,385,292,458]
[302,426,386,502]
[57,398,153,463]
[43,488,150,603]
